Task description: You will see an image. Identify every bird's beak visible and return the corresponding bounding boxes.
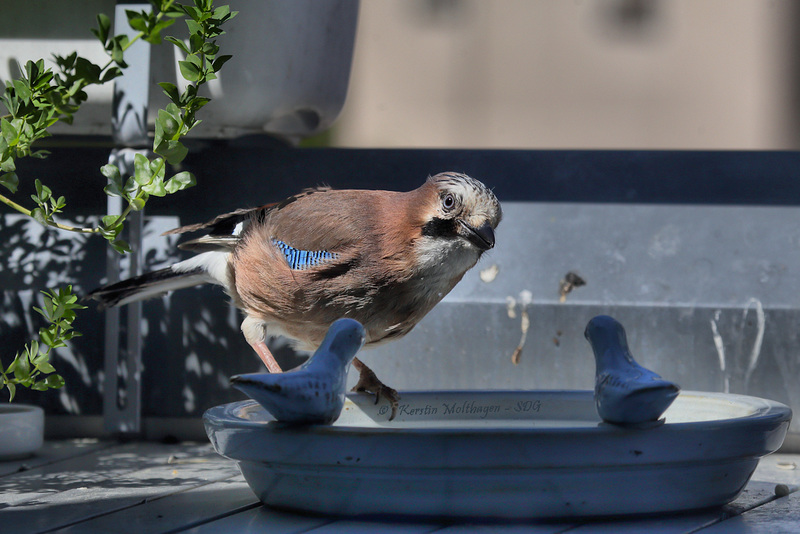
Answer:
[459,220,495,250]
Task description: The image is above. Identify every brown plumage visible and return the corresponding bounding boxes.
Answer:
[88,172,502,417]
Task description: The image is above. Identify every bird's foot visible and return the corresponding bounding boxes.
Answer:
[351,358,399,420]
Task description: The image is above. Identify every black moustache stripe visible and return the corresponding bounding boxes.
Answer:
[421,217,457,239]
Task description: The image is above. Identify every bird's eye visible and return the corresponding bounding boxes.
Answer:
[442,193,456,211]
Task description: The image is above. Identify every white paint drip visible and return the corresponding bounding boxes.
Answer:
[710,309,729,393]
[479,264,499,283]
[511,290,533,365]
[743,298,766,391]
[505,296,517,319]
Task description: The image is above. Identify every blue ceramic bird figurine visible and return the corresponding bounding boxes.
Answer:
[584,315,680,426]
[230,318,366,425]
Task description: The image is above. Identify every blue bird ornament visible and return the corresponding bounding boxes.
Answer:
[230,318,366,425]
[584,315,680,427]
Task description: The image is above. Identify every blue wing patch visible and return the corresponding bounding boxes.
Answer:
[272,239,338,270]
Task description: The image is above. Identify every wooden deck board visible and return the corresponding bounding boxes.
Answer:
[177,504,333,533]
[1,442,237,534]
[698,490,800,533]
[0,441,217,508]
[0,439,113,478]
[56,476,259,534]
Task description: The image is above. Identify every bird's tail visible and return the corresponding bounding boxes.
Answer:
[86,267,208,309]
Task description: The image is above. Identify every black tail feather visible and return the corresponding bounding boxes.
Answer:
[86,267,205,309]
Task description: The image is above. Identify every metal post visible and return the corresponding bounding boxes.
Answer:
[104,3,151,435]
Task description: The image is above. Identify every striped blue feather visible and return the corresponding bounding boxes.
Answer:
[272,239,338,270]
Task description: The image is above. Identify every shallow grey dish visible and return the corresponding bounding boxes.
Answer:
[203,390,791,519]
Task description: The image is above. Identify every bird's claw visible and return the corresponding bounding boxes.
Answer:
[351,365,400,421]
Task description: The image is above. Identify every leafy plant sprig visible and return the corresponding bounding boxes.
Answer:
[0,0,236,253]
[0,1,236,398]
[1,286,85,400]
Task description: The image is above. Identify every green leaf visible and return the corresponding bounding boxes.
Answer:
[54,51,77,70]
[109,35,130,67]
[62,330,81,341]
[32,341,52,363]
[24,60,39,83]
[184,7,203,23]
[178,60,202,82]
[102,214,121,229]
[165,102,182,120]
[5,353,18,375]
[0,172,18,193]
[213,5,231,20]
[142,177,167,197]
[165,171,196,194]
[144,19,175,45]
[35,361,56,375]
[158,82,181,104]
[156,140,188,165]
[74,57,102,84]
[212,54,233,72]
[102,67,123,83]
[50,195,66,212]
[186,54,202,68]
[31,207,48,226]
[6,382,16,401]
[150,156,166,178]
[32,305,46,321]
[40,294,55,318]
[31,70,54,91]
[44,374,65,389]
[13,351,30,381]
[34,179,51,202]
[189,33,204,54]
[201,42,219,57]
[126,10,148,33]
[0,156,15,173]
[92,13,112,45]
[129,196,146,211]
[191,96,211,110]
[39,326,55,347]
[164,36,190,54]
[110,239,132,254]
[100,224,118,240]
[31,380,49,392]
[101,163,123,197]
[123,176,138,196]
[12,79,32,103]
[101,163,121,181]
[133,153,153,185]
[157,108,180,139]
[1,118,18,144]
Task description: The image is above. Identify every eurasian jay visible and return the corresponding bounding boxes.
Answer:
[88,172,502,417]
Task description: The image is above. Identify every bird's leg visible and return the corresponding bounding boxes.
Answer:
[251,340,283,374]
[242,317,282,373]
[351,357,399,420]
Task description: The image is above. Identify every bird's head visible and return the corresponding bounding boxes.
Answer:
[418,172,502,260]
[584,315,635,366]
[322,318,366,363]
